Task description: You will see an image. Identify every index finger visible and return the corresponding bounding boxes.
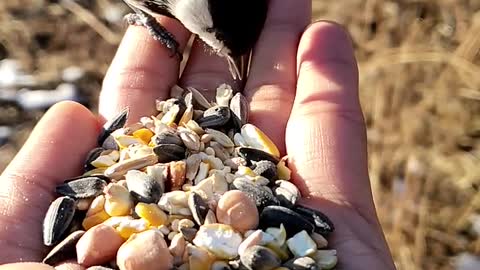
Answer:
[100,17,190,122]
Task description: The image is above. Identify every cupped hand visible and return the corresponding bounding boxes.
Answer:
[0,1,396,269]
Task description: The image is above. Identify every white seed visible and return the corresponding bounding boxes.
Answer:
[179,127,201,151]
[168,231,178,240]
[194,162,210,185]
[204,155,224,170]
[205,129,234,148]
[311,250,338,270]
[179,219,195,229]
[233,133,247,147]
[193,224,243,259]
[171,219,180,232]
[186,154,202,181]
[185,120,205,135]
[204,147,215,156]
[169,233,187,258]
[204,210,217,225]
[200,133,213,143]
[161,104,180,125]
[286,230,317,257]
[104,154,158,179]
[159,225,170,235]
[311,232,328,248]
[216,83,234,106]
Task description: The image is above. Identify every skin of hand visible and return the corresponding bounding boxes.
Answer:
[0,1,396,269]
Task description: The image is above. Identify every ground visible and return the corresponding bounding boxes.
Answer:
[1,1,480,269]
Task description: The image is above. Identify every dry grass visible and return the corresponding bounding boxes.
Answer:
[1,0,480,269]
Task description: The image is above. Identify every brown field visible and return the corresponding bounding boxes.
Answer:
[1,1,480,269]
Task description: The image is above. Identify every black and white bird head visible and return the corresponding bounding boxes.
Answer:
[124,0,269,80]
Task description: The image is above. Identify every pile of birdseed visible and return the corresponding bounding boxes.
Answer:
[42,84,338,270]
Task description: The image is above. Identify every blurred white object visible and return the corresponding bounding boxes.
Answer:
[0,126,13,144]
[62,66,85,82]
[16,83,80,110]
[0,59,36,88]
[455,253,480,270]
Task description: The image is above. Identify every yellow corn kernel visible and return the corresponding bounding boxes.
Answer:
[241,124,280,158]
[82,209,110,230]
[86,195,106,217]
[236,166,257,177]
[115,219,149,240]
[133,128,155,144]
[135,203,168,227]
[104,183,133,216]
[276,157,291,181]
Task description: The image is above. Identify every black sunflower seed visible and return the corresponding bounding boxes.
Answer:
[252,160,278,183]
[126,170,163,204]
[154,130,184,146]
[83,147,104,171]
[97,108,128,146]
[197,105,231,128]
[230,92,249,129]
[238,147,279,165]
[240,245,281,270]
[232,178,279,210]
[43,196,76,246]
[42,230,84,265]
[293,205,335,235]
[259,205,314,237]
[188,192,209,226]
[56,176,107,199]
[153,143,186,163]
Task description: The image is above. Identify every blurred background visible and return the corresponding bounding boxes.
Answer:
[1,0,480,269]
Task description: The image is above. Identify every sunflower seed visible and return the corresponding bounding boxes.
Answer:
[104,153,158,179]
[283,256,318,270]
[274,180,301,207]
[292,205,335,235]
[198,106,231,128]
[188,192,209,226]
[252,160,278,182]
[43,196,77,246]
[170,85,186,99]
[187,87,212,109]
[179,227,198,242]
[232,178,279,210]
[56,176,107,199]
[230,93,249,129]
[153,144,186,163]
[259,206,314,237]
[212,261,232,270]
[240,245,281,270]
[84,147,104,171]
[42,230,85,265]
[238,147,279,165]
[97,108,129,146]
[206,129,235,148]
[179,128,201,151]
[126,170,163,204]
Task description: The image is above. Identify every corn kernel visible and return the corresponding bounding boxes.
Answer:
[104,183,133,216]
[82,209,110,230]
[241,124,280,158]
[116,219,149,240]
[133,128,155,144]
[135,203,168,226]
[277,157,291,181]
[235,166,257,177]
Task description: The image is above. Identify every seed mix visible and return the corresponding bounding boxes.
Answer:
[41,84,338,270]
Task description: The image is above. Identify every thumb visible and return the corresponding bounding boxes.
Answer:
[0,101,99,263]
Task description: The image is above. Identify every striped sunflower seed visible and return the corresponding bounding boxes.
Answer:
[43,196,77,246]
[56,176,107,199]
[97,108,129,146]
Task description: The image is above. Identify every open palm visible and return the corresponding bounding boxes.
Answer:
[0,1,395,269]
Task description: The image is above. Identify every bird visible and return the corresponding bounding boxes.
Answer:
[122,0,268,81]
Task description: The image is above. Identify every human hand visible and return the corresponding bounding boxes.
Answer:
[0,1,396,269]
